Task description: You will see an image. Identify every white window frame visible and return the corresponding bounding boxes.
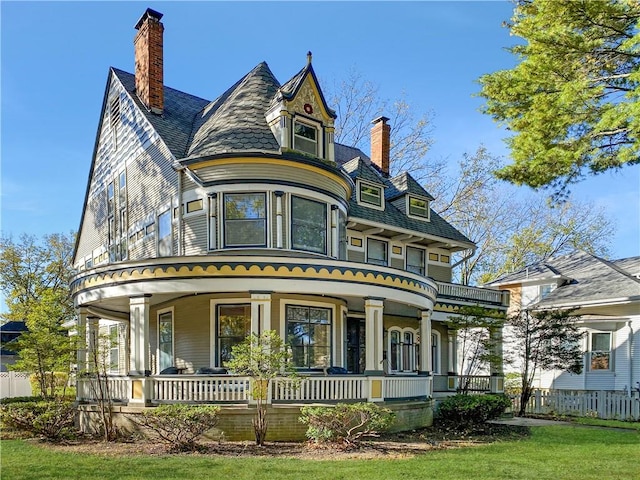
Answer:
[407,195,430,220]
[366,237,388,267]
[387,327,418,373]
[285,303,333,370]
[539,283,555,300]
[109,324,120,374]
[223,192,268,248]
[293,118,321,157]
[290,195,328,254]
[431,330,441,374]
[216,303,252,368]
[589,331,612,371]
[406,245,426,276]
[279,298,337,371]
[157,307,175,373]
[157,209,172,257]
[357,180,384,210]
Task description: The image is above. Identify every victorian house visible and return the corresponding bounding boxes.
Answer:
[72,9,508,440]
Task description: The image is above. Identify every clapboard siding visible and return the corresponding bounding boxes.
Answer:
[193,162,349,201]
[428,265,451,283]
[173,298,211,373]
[183,214,208,256]
[75,73,177,267]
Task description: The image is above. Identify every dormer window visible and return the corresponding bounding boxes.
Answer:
[408,196,429,220]
[359,181,383,208]
[294,121,317,156]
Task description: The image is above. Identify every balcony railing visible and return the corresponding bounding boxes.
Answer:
[432,374,504,394]
[436,282,509,306]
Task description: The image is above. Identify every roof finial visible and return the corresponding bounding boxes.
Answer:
[307,51,312,64]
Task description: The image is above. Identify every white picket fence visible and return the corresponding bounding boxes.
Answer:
[515,389,640,421]
[0,371,32,398]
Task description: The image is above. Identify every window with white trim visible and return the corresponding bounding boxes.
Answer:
[294,121,318,156]
[408,196,429,219]
[406,246,425,275]
[109,325,119,374]
[158,311,174,372]
[359,182,383,207]
[291,196,327,254]
[157,209,172,257]
[217,304,251,367]
[590,332,611,370]
[431,331,441,374]
[388,327,418,373]
[540,284,555,300]
[224,193,267,247]
[367,238,388,266]
[286,305,331,369]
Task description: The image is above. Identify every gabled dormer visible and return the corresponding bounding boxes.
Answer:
[266,52,337,162]
[387,172,435,222]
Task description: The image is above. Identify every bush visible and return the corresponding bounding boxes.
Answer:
[436,394,511,431]
[131,404,221,452]
[0,399,76,441]
[300,402,395,446]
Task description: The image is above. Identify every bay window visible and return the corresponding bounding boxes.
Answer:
[224,193,267,247]
[217,304,251,367]
[286,305,331,369]
[291,196,327,254]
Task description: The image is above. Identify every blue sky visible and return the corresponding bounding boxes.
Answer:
[2,1,638,259]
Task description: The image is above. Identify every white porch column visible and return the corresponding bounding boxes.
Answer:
[129,295,151,376]
[86,316,99,371]
[489,325,505,393]
[275,192,284,249]
[76,306,88,373]
[419,309,432,375]
[447,330,457,374]
[364,297,384,375]
[251,292,272,334]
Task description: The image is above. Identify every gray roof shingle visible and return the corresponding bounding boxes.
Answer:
[187,62,282,159]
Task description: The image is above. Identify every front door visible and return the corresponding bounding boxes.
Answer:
[346,317,365,374]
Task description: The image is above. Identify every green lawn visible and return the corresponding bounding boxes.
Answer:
[2,426,638,480]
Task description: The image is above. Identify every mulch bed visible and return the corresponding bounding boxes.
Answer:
[33,424,530,460]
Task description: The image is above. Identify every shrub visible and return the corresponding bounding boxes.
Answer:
[436,394,511,431]
[131,404,221,452]
[0,399,76,441]
[300,402,395,446]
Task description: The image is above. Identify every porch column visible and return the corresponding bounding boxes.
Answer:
[251,292,272,333]
[86,316,99,371]
[76,306,88,372]
[129,295,151,376]
[364,297,384,375]
[419,309,432,375]
[447,329,458,391]
[489,325,505,393]
[274,191,284,249]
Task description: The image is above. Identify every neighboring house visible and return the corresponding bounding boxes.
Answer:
[488,251,640,395]
[0,321,28,372]
[71,9,508,438]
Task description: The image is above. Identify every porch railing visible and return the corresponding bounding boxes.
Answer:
[271,376,367,402]
[433,374,502,393]
[153,375,250,402]
[77,376,130,402]
[436,281,508,306]
[77,375,432,404]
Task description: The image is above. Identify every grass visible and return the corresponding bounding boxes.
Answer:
[566,417,640,431]
[1,426,639,480]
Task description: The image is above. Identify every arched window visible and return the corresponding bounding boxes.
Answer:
[388,327,418,373]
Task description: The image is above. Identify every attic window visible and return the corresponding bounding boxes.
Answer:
[110,96,120,149]
[359,182,383,208]
[294,121,317,156]
[408,196,429,219]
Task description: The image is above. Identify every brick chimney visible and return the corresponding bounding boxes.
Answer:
[370,116,390,176]
[134,8,164,114]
